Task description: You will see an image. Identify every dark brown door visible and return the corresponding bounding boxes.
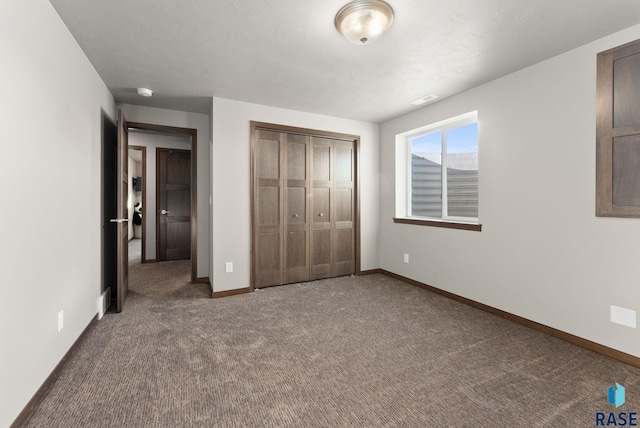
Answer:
[157,148,191,261]
[310,137,332,280]
[284,133,310,284]
[310,137,355,280]
[252,125,355,289]
[332,140,355,277]
[115,110,129,312]
[254,129,284,288]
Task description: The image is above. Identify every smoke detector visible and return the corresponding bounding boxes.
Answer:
[137,88,153,97]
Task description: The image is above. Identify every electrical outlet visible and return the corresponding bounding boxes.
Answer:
[225,262,233,273]
[611,305,636,328]
[403,253,409,263]
[58,310,64,332]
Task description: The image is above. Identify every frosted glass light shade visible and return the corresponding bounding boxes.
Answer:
[335,0,394,45]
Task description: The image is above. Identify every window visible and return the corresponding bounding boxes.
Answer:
[395,111,480,230]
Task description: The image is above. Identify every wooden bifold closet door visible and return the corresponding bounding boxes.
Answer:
[253,126,356,289]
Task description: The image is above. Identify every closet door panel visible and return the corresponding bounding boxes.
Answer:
[257,135,280,179]
[284,133,310,284]
[334,228,354,277]
[313,188,330,223]
[334,143,353,182]
[311,138,332,279]
[332,140,355,277]
[313,144,331,181]
[311,229,331,280]
[335,188,352,223]
[285,230,308,283]
[287,187,306,225]
[259,187,280,225]
[254,130,283,288]
[287,136,307,180]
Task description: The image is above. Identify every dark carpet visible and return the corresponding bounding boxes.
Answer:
[22,264,640,427]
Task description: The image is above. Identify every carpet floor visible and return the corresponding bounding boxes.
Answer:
[22,266,640,427]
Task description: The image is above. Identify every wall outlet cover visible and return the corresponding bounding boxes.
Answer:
[225,262,233,273]
[97,296,104,320]
[610,305,636,328]
[57,310,64,332]
[403,253,409,263]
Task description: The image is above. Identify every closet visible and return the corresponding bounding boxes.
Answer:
[251,122,358,289]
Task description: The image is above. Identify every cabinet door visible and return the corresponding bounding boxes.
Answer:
[284,133,310,284]
[254,130,283,288]
[597,38,640,217]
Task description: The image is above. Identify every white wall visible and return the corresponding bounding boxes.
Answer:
[0,0,116,426]
[379,24,640,358]
[127,132,191,260]
[211,98,379,292]
[118,104,211,279]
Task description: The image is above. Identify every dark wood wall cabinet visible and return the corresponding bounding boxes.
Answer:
[596,38,640,217]
[251,122,359,289]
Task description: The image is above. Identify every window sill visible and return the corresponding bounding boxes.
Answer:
[393,217,482,232]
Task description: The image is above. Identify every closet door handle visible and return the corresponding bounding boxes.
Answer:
[318,213,324,217]
[293,214,299,218]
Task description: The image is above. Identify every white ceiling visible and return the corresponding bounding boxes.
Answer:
[50,0,640,123]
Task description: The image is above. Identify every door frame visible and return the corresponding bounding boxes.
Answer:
[128,145,147,263]
[249,121,361,291]
[126,121,198,282]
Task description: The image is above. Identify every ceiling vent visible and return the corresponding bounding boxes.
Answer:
[411,94,438,106]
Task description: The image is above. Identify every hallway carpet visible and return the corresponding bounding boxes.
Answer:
[22,270,640,427]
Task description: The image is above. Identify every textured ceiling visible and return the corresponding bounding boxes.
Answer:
[49,0,640,123]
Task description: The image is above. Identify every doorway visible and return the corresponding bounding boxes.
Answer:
[125,122,198,282]
[127,146,146,266]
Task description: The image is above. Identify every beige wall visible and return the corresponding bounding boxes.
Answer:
[0,0,116,426]
[210,98,380,292]
[379,24,640,358]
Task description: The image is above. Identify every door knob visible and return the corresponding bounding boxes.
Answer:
[319,213,324,217]
[293,214,299,218]
[161,209,171,215]
[109,218,129,223]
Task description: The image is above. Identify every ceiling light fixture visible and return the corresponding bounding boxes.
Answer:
[137,87,153,97]
[335,0,394,45]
